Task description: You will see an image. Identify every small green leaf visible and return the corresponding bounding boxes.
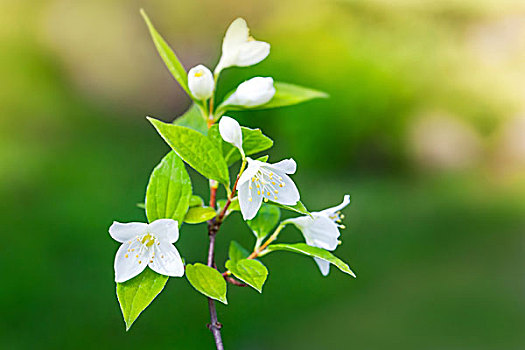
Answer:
[217,197,240,214]
[186,263,227,304]
[136,203,145,209]
[259,82,328,109]
[247,203,280,240]
[148,118,230,186]
[266,243,356,277]
[255,155,269,162]
[116,268,169,331]
[270,201,310,216]
[228,240,251,262]
[229,197,240,211]
[218,82,327,113]
[145,152,192,225]
[225,259,268,293]
[184,206,216,224]
[173,104,207,135]
[189,195,204,207]
[223,127,273,166]
[140,9,190,95]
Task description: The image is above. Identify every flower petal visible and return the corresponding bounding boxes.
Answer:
[114,241,148,283]
[149,242,185,277]
[219,116,243,152]
[148,219,179,243]
[266,158,296,174]
[222,18,249,53]
[188,64,214,100]
[109,222,147,243]
[237,158,260,186]
[302,215,340,251]
[320,194,351,216]
[238,180,263,220]
[236,41,270,67]
[273,173,300,205]
[314,257,331,276]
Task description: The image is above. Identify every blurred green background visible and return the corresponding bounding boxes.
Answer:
[2,0,525,349]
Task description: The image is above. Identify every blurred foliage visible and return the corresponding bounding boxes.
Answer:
[2,0,525,349]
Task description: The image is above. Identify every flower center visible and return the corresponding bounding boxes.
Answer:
[141,233,156,247]
[248,167,285,202]
[194,69,204,77]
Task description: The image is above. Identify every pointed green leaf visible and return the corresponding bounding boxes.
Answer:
[225,259,268,293]
[145,152,192,225]
[255,155,269,162]
[140,9,189,95]
[184,206,216,224]
[217,82,327,113]
[148,118,230,186]
[259,82,328,109]
[116,268,169,330]
[228,240,251,262]
[189,195,204,207]
[173,104,207,134]
[186,263,227,304]
[247,203,280,240]
[270,200,310,216]
[266,243,356,277]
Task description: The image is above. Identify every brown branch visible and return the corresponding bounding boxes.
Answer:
[224,276,248,287]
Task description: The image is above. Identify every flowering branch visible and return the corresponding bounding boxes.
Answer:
[109,12,355,350]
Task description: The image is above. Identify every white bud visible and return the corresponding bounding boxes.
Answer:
[215,18,270,74]
[219,116,244,156]
[225,77,275,107]
[188,65,214,100]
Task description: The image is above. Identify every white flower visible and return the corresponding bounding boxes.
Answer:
[109,219,185,282]
[287,195,350,276]
[224,77,275,107]
[237,157,300,220]
[215,18,270,74]
[188,64,214,100]
[219,116,244,157]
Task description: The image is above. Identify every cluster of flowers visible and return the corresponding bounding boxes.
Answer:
[109,17,351,284]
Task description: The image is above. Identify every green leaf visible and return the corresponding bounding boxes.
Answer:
[270,201,310,216]
[223,127,273,166]
[259,82,328,109]
[148,118,230,186]
[218,82,327,113]
[225,259,268,293]
[247,203,280,240]
[173,104,207,135]
[266,243,356,277]
[189,195,204,207]
[184,206,216,224]
[116,268,169,331]
[186,263,227,304]
[145,152,192,225]
[136,202,145,209]
[207,124,223,154]
[255,155,269,162]
[228,240,251,262]
[140,9,190,95]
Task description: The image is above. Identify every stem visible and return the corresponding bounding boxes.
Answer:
[222,223,286,278]
[216,159,246,224]
[206,228,224,350]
